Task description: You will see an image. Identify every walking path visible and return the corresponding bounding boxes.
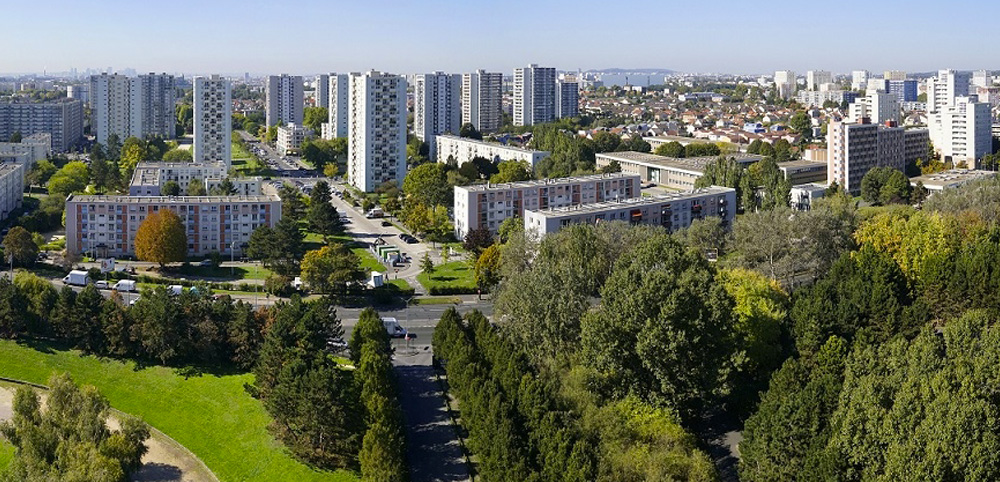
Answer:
[393,348,471,482]
[0,386,217,482]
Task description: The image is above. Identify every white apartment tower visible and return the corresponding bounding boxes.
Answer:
[806,70,832,91]
[134,73,176,139]
[322,73,350,139]
[90,73,176,144]
[851,70,870,91]
[774,70,796,99]
[556,78,579,118]
[928,96,992,167]
[513,64,556,126]
[266,74,304,127]
[848,91,901,125]
[414,72,461,160]
[927,69,971,113]
[461,70,503,132]
[348,71,407,192]
[315,74,330,109]
[972,70,991,88]
[193,75,232,166]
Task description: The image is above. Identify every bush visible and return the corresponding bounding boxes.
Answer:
[428,285,479,295]
[264,275,293,297]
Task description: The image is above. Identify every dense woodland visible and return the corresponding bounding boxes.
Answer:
[438,175,1000,481]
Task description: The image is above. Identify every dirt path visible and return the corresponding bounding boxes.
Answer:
[0,387,217,482]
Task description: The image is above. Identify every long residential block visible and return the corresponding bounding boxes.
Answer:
[453,172,640,239]
[66,194,282,257]
[435,134,550,168]
[524,186,736,236]
[595,151,762,190]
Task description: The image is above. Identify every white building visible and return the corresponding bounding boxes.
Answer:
[322,73,350,140]
[435,134,550,168]
[90,73,175,144]
[67,84,89,104]
[927,69,971,114]
[774,70,796,99]
[556,78,579,118]
[797,90,854,107]
[513,64,556,126]
[523,186,736,237]
[266,74,304,127]
[462,70,503,132]
[129,162,260,196]
[0,163,25,221]
[806,70,832,91]
[910,169,998,191]
[972,70,991,88]
[315,74,330,109]
[193,75,232,166]
[414,72,461,160]
[0,133,50,178]
[65,194,281,257]
[928,96,992,167]
[884,70,907,82]
[595,151,762,190]
[276,123,305,156]
[453,172,640,239]
[851,70,870,91]
[347,71,407,192]
[848,91,901,125]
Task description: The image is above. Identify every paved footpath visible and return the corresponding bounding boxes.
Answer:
[393,348,471,482]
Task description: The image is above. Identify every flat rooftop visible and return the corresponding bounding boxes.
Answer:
[910,169,998,188]
[437,134,548,154]
[527,186,735,217]
[598,151,762,173]
[67,194,280,204]
[778,160,827,171]
[457,172,639,192]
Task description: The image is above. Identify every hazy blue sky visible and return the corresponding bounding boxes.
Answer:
[2,0,997,76]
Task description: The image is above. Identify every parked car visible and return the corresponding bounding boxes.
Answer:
[404,236,418,244]
[197,259,213,267]
[381,220,392,227]
[94,280,110,290]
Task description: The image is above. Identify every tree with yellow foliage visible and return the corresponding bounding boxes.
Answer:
[134,209,186,268]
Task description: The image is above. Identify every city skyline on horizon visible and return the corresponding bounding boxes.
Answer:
[2,0,998,77]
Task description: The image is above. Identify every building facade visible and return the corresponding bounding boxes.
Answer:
[0,163,25,221]
[347,71,407,192]
[827,120,926,194]
[523,186,736,237]
[806,70,832,91]
[90,73,175,144]
[276,123,305,156]
[887,79,918,102]
[322,73,350,139]
[774,70,796,99]
[435,134,550,168]
[193,75,232,165]
[928,96,992,166]
[266,74,304,127]
[513,64,556,126]
[315,74,329,109]
[453,172,641,239]
[555,79,579,118]
[414,72,461,160]
[849,91,901,125]
[927,69,971,113]
[134,73,176,139]
[595,151,762,190]
[0,99,83,152]
[461,70,503,132]
[129,162,260,196]
[796,90,857,107]
[65,194,282,257]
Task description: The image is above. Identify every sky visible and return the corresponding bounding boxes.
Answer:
[2,0,998,76]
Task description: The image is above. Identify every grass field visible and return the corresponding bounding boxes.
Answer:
[413,296,461,305]
[0,440,12,472]
[0,340,359,482]
[167,264,273,281]
[417,261,476,291]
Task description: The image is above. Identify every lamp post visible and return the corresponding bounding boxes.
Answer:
[230,240,238,276]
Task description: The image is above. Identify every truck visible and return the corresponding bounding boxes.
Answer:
[382,317,408,339]
[112,280,137,292]
[365,208,384,219]
[62,270,90,287]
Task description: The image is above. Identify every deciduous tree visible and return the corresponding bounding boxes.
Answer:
[134,209,187,268]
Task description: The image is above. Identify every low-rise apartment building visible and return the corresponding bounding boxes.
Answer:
[129,162,261,196]
[65,194,282,257]
[523,186,736,236]
[595,151,762,190]
[436,135,550,168]
[276,123,305,156]
[453,172,641,239]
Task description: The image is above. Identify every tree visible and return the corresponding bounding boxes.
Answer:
[118,136,147,182]
[581,233,736,422]
[860,166,911,205]
[490,159,532,183]
[303,106,328,133]
[463,226,493,256]
[161,180,181,196]
[684,142,721,157]
[47,161,90,197]
[2,226,38,266]
[323,163,340,178]
[420,252,434,273]
[27,159,57,189]
[402,162,450,207]
[307,181,344,241]
[279,184,306,222]
[134,209,187,268]
[0,373,149,481]
[248,216,304,276]
[474,244,501,292]
[599,159,622,174]
[654,141,685,158]
[592,131,622,153]
[789,111,812,140]
[185,179,207,195]
[8,130,21,143]
[162,148,192,161]
[90,156,119,193]
[211,177,237,195]
[459,122,482,140]
[300,245,363,295]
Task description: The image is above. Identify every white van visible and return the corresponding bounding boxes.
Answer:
[112,280,137,292]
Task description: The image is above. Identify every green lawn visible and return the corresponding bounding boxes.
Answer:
[0,440,12,472]
[354,248,385,274]
[386,278,411,291]
[0,340,358,482]
[167,264,273,280]
[417,261,476,291]
[413,296,461,305]
[230,157,274,177]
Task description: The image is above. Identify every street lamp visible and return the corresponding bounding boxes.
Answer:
[230,240,238,276]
